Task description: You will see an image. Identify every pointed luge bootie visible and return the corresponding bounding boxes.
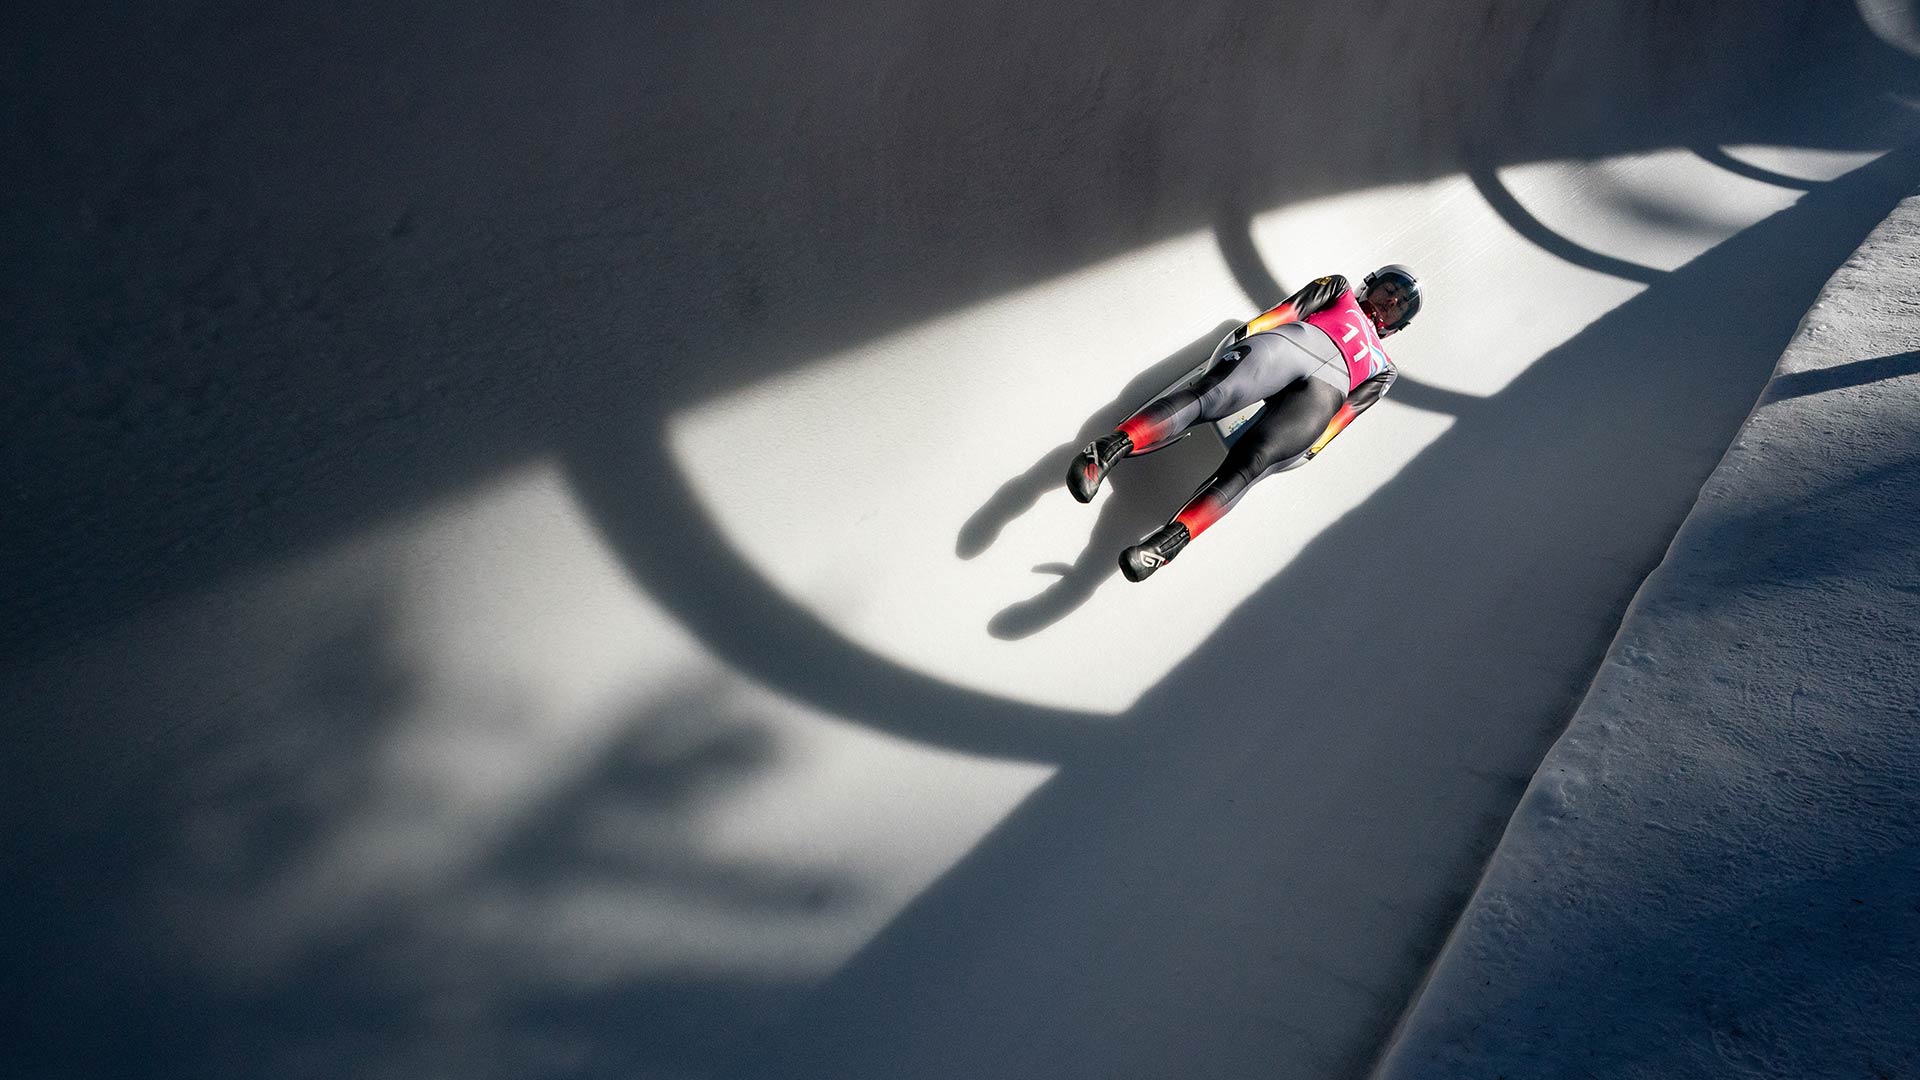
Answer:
[1120,522,1191,582]
[1067,432,1133,503]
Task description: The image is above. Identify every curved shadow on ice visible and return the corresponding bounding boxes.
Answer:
[1214,204,1289,309]
[569,420,1116,763]
[1692,144,1823,190]
[1466,162,1665,284]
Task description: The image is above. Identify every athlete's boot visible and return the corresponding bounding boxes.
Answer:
[1120,522,1191,582]
[1067,432,1133,503]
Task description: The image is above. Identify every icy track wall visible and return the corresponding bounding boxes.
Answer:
[1375,192,1920,1077]
[4,0,1909,662]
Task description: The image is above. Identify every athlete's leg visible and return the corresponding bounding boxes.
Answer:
[1175,376,1345,537]
[1068,357,1246,503]
[1119,372,1345,581]
[1118,332,1312,448]
[1071,331,1321,503]
[1113,354,1241,450]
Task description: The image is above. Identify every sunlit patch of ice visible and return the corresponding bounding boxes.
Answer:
[669,222,1455,713]
[668,145,1868,712]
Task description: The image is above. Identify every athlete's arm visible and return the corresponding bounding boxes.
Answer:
[1305,366,1396,459]
[1244,275,1351,335]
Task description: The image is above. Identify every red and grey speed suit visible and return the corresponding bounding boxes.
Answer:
[1118,275,1397,538]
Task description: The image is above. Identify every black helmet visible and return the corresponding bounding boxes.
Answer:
[1360,264,1421,336]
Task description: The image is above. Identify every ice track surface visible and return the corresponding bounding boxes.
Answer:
[5,2,1919,1078]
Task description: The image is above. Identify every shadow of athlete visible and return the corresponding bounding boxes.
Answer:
[956,323,1236,564]
[958,323,1236,640]
[1068,267,1423,580]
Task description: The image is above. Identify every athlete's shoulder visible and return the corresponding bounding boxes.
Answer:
[1347,365,1397,408]
[1290,275,1353,315]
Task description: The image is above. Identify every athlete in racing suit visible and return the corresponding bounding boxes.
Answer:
[1067,265,1421,581]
